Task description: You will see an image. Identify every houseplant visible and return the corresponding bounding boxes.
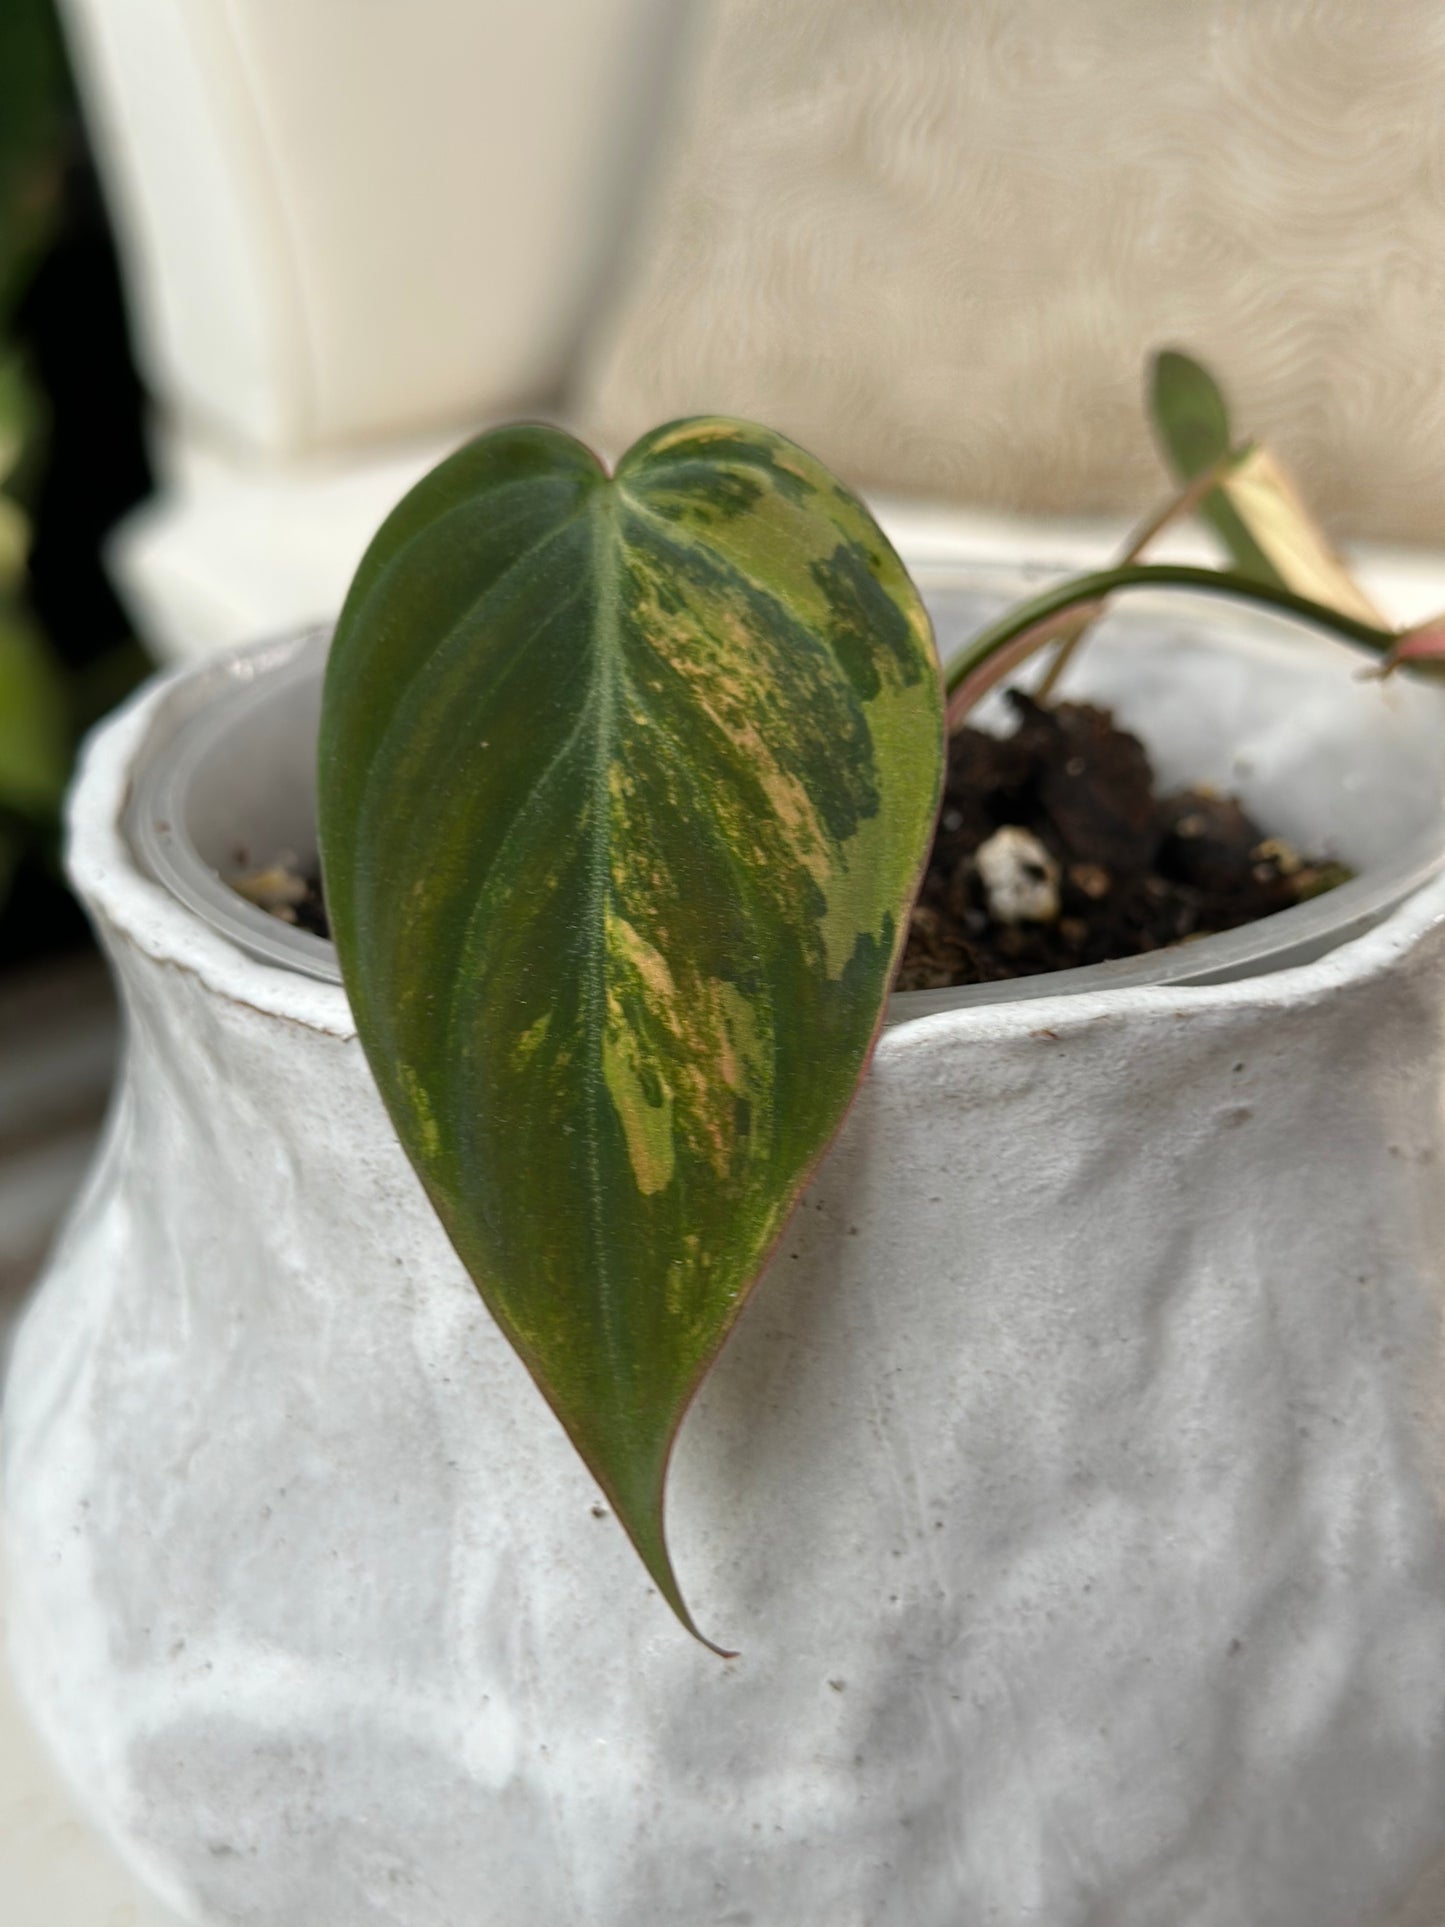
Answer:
[6,397,1445,1926]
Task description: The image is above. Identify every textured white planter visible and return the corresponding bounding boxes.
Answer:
[7,580,1445,1927]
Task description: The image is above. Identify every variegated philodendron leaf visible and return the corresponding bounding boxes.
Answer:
[318,417,943,1647]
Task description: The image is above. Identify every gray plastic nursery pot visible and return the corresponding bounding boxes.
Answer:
[6,569,1445,1927]
[124,573,1445,1004]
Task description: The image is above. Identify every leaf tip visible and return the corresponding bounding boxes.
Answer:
[634,1524,739,1659]
[581,1416,741,1659]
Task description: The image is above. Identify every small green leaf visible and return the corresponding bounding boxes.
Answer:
[319,417,943,1645]
[1150,348,1233,482]
[1149,349,1382,624]
[1150,348,1275,587]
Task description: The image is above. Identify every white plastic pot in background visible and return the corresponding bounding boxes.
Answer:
[55,0,694,663]
[57,0,688,457]
[6,577,1445,1927]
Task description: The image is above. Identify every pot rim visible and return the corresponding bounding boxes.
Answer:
[74,570,1445,1044]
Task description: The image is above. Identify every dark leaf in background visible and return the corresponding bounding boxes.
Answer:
[0,1,153,968]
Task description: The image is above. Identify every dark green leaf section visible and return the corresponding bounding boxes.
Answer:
[1149,348,1276,586]
[318,417,943,1645]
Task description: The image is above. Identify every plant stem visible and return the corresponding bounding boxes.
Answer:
[1034,456,1239,702]
[943,562,1397,721]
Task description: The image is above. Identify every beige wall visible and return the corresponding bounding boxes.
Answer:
[579,0,1445,544]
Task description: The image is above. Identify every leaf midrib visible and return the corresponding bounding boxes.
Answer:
[581,491,626,1407]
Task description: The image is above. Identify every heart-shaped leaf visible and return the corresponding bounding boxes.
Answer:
[318,417,943,1646]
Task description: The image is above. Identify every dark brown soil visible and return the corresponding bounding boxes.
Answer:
[896,693,1349,991]
[229,694,1350,988]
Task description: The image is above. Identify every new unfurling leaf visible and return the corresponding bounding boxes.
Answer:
[318,418,944,1647]
[1150,349,1383,625]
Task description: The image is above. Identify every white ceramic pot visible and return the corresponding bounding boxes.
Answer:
[7,577,1445,1927]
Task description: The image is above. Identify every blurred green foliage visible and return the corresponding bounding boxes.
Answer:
[0,0,82,909]
[0,0,65,311]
